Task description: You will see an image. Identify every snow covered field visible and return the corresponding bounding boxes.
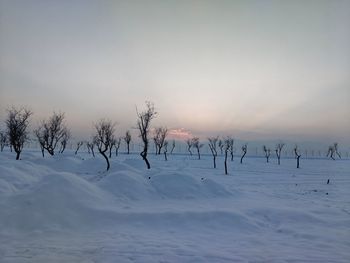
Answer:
[0,150,349,263]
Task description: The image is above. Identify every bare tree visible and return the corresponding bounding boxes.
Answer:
[59,128,70,153]
[35,112,67,156]
[108,138,116,158]
[153,127,168,155]
[124,130,132,154]
[86,141,95,157]
[263,145,271,163]
[186,138,193,156]
[294,145,301,168]
[228,138,234,161]
[6,107,33,160]
[240,143,247,164]
[136,102,157,169]
[170,140,175,154]
[75,141,84,155]
[333,143,341,159]
[33,127,46,157]
[115,137,121,156]
[163,140,168,161]
[0,130,7,152]
[218,139,224,155]
[192,137,203,160]
[275,142,285,165]
[208,136,218,168]
[223,137,232,175]
[93,119,115,171]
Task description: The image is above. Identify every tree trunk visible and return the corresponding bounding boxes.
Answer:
[141,151,150,169]
[213,156,216,168]
[240,152,246,164]
[296,156,300,168]
[224,152,228,175]
[197,149,200,160]
[127,143,130,154]
[164,151,167,161]
[15,151,20,160]
[100,151,110,171]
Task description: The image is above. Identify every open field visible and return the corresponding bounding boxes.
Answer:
[0,150,349,262]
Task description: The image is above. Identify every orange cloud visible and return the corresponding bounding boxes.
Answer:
[168,128,193,140]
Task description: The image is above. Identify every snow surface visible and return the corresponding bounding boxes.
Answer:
[0,150,349,262]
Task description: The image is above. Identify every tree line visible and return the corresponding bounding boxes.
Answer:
[0,104,344,174]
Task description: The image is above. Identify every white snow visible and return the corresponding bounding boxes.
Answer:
[0,150,349,262]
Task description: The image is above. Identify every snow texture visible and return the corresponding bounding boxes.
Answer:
[0,149,349,262]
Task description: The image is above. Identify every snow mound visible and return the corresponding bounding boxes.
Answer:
[149,172,232,199]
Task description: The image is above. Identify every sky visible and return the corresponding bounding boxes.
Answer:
[0,0,349,144]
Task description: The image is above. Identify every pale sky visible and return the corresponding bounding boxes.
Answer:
[0,0,349,143]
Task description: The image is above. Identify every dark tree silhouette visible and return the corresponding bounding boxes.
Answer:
[6,107,32,160]
[218,139,224,155]
[227,138,234,161]
[108,138,116,158]
[86,141,95,157]
[136,102,157,169]
[59,128,70,153]
[75,141,84,155]
[93,120,115,171]
[275,143,285,165]
[186,138,193,156]
[223,137,232,175]
[263,145,271,163]
[124,130,132,154]
[192,137,203,160]
[327,143,341,160]
[35,112,67,156]
[0,130,7,152]
[163,140,168,161]
[170,140,175,154]
[240,143,247,164]
[115,137,121,156]
[294,145,301,168]
[153,127,168,155]
[33,128,46,157]
[208,136,218,168]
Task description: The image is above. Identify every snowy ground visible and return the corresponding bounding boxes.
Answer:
[0,149,349,262]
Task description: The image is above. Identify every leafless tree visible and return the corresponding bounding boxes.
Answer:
[263,145,271,163]
[108,138,116,158]
[327,143,341,160]
[124,130,132,154]
[115,137,121,156]
[294,145,301,168]
[35,112,67,156]
[33,127,46,157]
[136,102,157,169]
[223,137,232,175]
[275,142,285,165]
[186,138,193,156]
[163,140,168,161]
[192,137,203,160]
[228,138,234,161]
[170,140,175,154]
[333,143,341,159]
[93,119,115,171]
[0,130,7,152]
[218,139,224,155]
[208,136,218,168]
[240,143,247,164]
[75,141,84,155]
[59,128,70,154]
[6,107,33,160]
[153,127,168,155]
[86,141,95,157]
